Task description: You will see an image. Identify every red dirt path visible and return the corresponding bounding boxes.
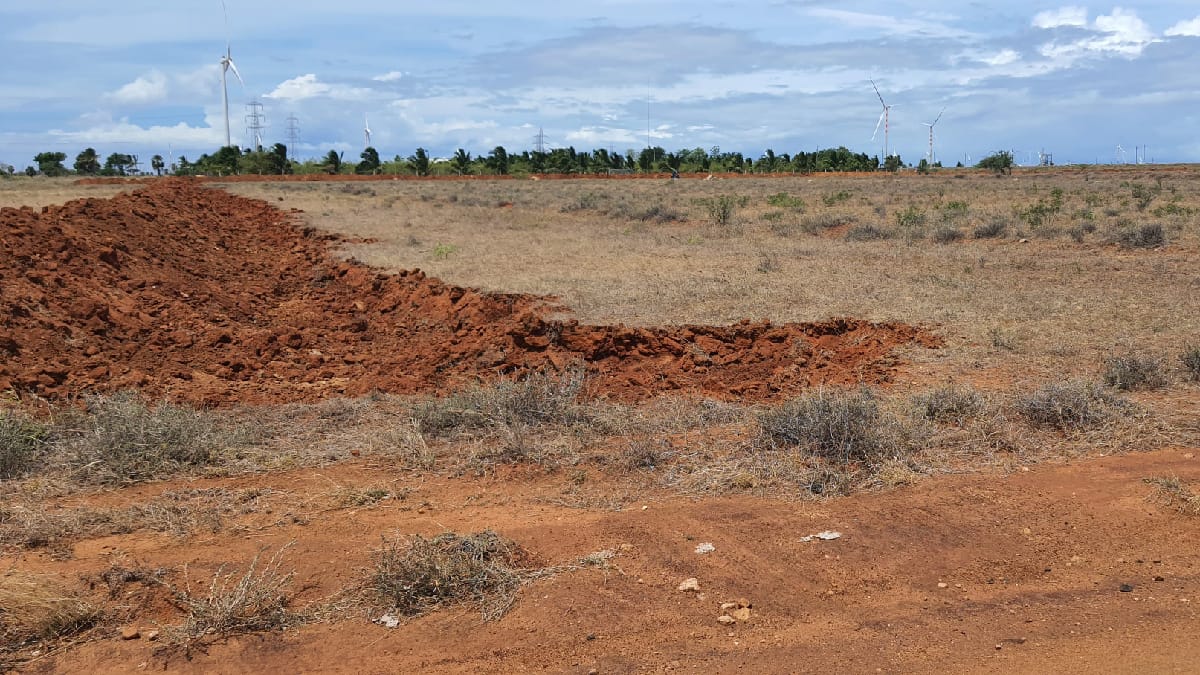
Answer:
[1,179,937,405]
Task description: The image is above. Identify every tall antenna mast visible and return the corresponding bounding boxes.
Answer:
[646,83,651,150]
[285,114,300,161]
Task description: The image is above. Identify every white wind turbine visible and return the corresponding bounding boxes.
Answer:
[922,107,946,165]
[870,80,896,161]
[363,114,373,149]
[219,0,244,148]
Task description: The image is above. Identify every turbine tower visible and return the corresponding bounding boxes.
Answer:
[870,80,895,160]
[218,1,243,148]
[363,114,372,149]
[922,108,945,165]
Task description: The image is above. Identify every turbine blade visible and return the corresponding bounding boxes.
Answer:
[221,0,231,50]
[871,79,885,106]
[871,110,885,141]
[932,107,945,126]
[228,59,244,87]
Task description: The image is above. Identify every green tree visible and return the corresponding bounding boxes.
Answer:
[210,146,241,176]
[102,152,135,176]
[882,155,904,173]
[356,147,381,175]
[323,149,343,175]
[74,148,101,175]
[34,151,69,177]
[151,154,165,176]
[408,148,430,176]
[451,148,472,175]
[486,146,509,175]
[976,151,1013,175]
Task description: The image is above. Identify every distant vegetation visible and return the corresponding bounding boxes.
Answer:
[19,143,918,178]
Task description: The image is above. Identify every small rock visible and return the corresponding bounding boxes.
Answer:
[732,607,752,622]
[720,602,739,611]
[588,670,599,675]
[1018,238,1029,243]
[375,613,401,628]
[1020,527,1032,536]
[1119,584,1134,593]
[717,615,736,625]
[737,598,752,609]
[120,627,141,640]
[619,543,634,552]
[1154,576,1165,582]
[937,582,949,589]
[1184,453,1194,459]
[145,630,159,642]
[678,578,701,592]
[695,542,716,555]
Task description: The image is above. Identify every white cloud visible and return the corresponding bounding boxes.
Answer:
[108,71,169,105]
[373,71,406,82]
[1032,7,1088,29]
[983,49,1020,66]
[1165,16,1200,37]
[1039,8,1158,60]
[807,8,974,39]
[48,113,224,149]
[264,74,371,102]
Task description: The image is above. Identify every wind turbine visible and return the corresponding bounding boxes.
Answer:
[363,114,372,149]
[870,80,896,160]
[922,107,945,165]
[218,0,244,148]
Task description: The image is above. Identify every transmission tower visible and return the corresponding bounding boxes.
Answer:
[245,101,266,151]
[534,127,546,154]
[285,114,301,161]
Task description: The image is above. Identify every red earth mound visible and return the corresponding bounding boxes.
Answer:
[1,179,939,405]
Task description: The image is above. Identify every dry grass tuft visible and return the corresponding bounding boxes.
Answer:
[1179,346,1200,382]
[164,544,303,650]
[412,369,589,437]
[0,573,101,653]
[1144,475,1200,515]
[0,410,48,479]
[912,385,986,426]
[369,531,528,622]
[757,388,903,464]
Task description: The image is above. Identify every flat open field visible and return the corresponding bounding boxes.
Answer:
[2,170,1199,673]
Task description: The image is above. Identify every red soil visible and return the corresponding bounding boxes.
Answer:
[1,179,938,405]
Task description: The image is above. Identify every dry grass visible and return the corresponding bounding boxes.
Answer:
[368,531,529,621]
[163,544,303,650]
[1144,475,1200,515]
[0,573,102,657]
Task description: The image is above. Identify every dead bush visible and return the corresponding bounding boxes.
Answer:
[1112,222,1166,249]
[1013,380,1128,431]
[0,410,48,479]
[758,388,900,464]
[1102,352,1168,391]
[59,392,248,484]
[412,370,588,437]
[912,385,985,425]
[1179,346,1200,382]
[369,531,526,621]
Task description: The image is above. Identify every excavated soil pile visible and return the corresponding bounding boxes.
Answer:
[1,180,938,405]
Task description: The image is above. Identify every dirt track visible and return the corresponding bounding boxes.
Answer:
[0,179,936,404]
[27,447,1200,674]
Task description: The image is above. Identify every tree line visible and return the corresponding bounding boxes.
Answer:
[14,143,1012,179]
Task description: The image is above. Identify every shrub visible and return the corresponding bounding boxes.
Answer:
[912,385,985,425]
[758,388,889,464]
[1181,346,1200,381]
[61,392,239,484]
[370,531,526,621]
[822,190,852,207]
[973,217,1007,239]
[1144,476,1200,515]
[895,205,927,228]
[701,195,746,228]
[844,224,896,241]
[799,213,855,234]
[1014,380,1127,431]
[766,193,806,210]
[931,226,964,244]
[1113,223,1166,249]
[1102,352,1168,391]
[413,370,587,437]
[635,203,685,224]
[0,410,48,479]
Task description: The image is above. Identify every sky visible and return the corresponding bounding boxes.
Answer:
[1,2,1199,169]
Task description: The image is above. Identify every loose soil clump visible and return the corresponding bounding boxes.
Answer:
[1,180,937,404]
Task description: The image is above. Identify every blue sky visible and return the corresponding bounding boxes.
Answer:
[2,2,1199,169]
